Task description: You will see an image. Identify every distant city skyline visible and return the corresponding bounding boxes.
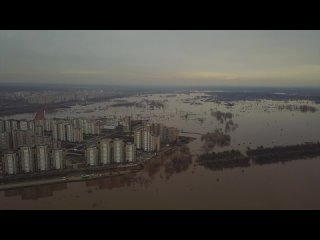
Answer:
[1,30,320,87]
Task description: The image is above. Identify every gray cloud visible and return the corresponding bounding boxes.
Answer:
[1,30,320,86]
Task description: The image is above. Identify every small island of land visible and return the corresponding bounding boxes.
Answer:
[197,150,250,170]
[247,142,320,164]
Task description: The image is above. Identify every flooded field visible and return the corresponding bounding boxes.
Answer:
[1,92,320,209]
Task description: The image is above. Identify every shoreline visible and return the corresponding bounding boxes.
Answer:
[0,166,143,191]
[0,137,196,191]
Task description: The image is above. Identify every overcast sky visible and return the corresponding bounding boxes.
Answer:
[1,30,320,86]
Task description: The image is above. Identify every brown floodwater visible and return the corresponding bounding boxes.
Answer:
[1,93,320,209]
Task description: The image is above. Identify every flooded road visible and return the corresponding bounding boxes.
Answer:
[1,92,320,209]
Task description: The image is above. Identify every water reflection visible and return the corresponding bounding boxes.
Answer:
[201,129,231,151]
[86,174,137,190]
[210,110,233,124]
[81,146,193,191]
[164,146,192,179]
[2,92,320,209]
[224,120,239,133]
[197,149,250,171]
[144,145,193,180]
[4,183,67,200]
[247,142,320,165]
[277,104,317,113]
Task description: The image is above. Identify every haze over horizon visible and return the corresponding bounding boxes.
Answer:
[1,30,320,87]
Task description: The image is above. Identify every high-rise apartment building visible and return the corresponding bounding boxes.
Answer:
[11,120,18,131]
[125,142,136,162]
[3,152,18,175]
[150,135,161,152]
[52,149,65,170]
[44,119,52,131]
[85,146,98,166]
[65,124,74,142]
[113,138,124,163]
[100,139,112,165]
[58,123,66,141]
[73,127,83,142]
[134,127,143,149]
[20,146,35,173]
[4,120,11,132]
[36,145,49,171]
[0,120,4,133]
[35,125,44,137]
[52,122,58,140]
[19,120,28,131]
[0,132,10,150]
[27,120,35,134]
[142,128,151,152]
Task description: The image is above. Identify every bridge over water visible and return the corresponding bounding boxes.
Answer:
[180,131,202,135]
